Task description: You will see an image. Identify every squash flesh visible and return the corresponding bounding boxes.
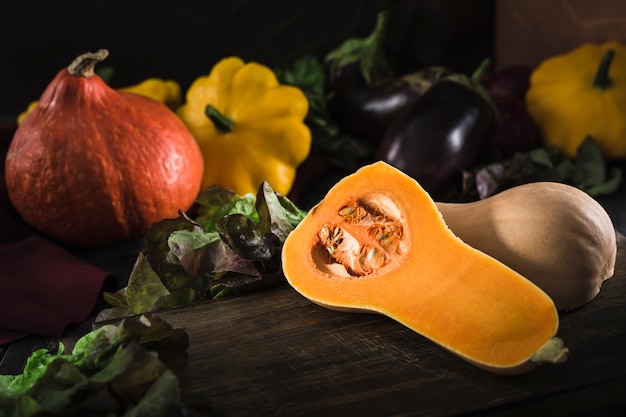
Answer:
[282,161,561,372]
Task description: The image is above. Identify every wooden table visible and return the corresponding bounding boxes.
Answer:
[144,238,626,417]
[3,2,626,414]
[2,179,626,416]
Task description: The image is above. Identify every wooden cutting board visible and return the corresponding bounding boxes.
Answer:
[147,235,626,416]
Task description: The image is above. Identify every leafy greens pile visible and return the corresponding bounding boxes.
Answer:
[462,136,622,200]
[0,314,188,417]
[99,181,307,321]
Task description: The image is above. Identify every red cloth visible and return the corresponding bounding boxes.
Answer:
[1,121,112,345]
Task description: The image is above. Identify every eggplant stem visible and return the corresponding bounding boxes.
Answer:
[471,58,491,83]
[360,10,391,84]
[324,10,393,85]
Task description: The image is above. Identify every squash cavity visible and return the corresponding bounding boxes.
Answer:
[313,192,408,279]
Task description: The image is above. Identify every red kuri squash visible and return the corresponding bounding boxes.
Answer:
[5,50,204,246]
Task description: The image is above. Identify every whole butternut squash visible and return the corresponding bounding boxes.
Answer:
[282,161,567,374]
[436,182,617,311]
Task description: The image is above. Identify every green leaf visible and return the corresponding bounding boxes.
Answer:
[573,136,606,185]
[273,54,325,97]
[168,229,221,258]
[256,181,302,241]
[1,346,66,399]
[274,55,375,170]
[23,358,95,414]
[103,287,128,308]
[583,167,623,196]
[151,288,199,316]
[145,216,197,276]
[277,192,308,227]
[100,182,308,318]
[204,239,261,277]
[91,340,165,389]
[216,214,276,261]
[125,254,171,315]
[0,315,188,416]
[70,325,119,370]
[121,369,180,417]
[157,263,201,294]
[167,228,222,282]
[527,147,556,168]
[195,185,258,231]
[463,137,622,200]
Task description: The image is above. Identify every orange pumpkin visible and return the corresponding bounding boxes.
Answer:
[5,50,204,246]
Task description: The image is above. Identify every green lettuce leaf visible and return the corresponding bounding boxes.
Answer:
[99,181,307,318]
[0,315,188,417]
[462,136,622,199]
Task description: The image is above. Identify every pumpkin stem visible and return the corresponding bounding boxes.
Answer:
[68,49,109,78]
[205,104,234,133]
[591,49,615,90]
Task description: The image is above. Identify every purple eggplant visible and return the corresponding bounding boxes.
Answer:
[325,64,452,144]
[375,78,495,195]
[484,95,541,159]
[323,10,453,144]
[480,65,539,158]
[322,10,394,144]
[482,65,533,102]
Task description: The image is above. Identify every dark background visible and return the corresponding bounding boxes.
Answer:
[0,0,494,119]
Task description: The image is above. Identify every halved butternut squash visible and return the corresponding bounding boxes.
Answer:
[281,161,567,374]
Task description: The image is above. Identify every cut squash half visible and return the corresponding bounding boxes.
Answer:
[282,161,567,374]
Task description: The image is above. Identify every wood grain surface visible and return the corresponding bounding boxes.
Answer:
[495,0,626,69]
[146,234,626,416]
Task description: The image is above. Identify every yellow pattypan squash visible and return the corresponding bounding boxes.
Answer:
[17,77,182,124]
[119,78,182,109]
[526,42,626,159]
[176,56,311,196]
